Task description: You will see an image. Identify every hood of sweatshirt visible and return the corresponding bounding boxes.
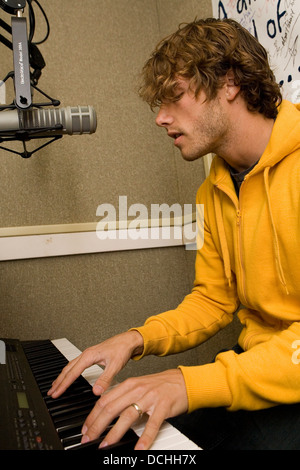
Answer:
[207,100,300,294]
[209,100,300,184]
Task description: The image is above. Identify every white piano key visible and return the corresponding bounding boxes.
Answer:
[132,419,200,450]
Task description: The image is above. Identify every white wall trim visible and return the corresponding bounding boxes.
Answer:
[0,150,213,261]
[0,221,197,261]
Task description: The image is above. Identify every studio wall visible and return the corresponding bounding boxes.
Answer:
[0,0,241,380]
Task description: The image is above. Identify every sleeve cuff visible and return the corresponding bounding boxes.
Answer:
[178,361,232,413]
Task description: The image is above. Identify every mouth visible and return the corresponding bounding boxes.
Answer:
[168,131,183,145]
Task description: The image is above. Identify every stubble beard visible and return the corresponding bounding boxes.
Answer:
[181,102,228,162]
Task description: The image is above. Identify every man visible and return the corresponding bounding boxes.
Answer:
[48,18,300,450]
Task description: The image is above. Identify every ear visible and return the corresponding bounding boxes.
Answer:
[224,70,240,101]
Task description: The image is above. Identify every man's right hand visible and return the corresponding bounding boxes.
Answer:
[47,330,144,398]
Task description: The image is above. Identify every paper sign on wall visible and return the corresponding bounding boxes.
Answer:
[211,0,300,102]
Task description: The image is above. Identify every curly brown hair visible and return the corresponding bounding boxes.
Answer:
[139,18,282,119]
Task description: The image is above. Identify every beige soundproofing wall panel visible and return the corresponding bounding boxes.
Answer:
[0,0,241,374]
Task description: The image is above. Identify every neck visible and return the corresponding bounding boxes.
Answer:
[216,101,275,173]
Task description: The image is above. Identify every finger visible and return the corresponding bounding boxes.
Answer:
[92,368,118,396]
[47,357,79,397]
[48,353,93,398]
[91,375,137,403]
[99,404,143,448]
[81,397,116,443]
[81,382,139,442]
[99,401,166,450]
[134,409,166,450]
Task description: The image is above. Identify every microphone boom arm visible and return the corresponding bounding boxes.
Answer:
[11,15,31,109]
[0,1,97,158]
[0,2,63,157]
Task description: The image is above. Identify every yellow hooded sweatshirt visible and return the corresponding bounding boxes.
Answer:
[133,100,300,413]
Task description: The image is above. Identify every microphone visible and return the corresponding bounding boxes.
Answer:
[0,105,97,139]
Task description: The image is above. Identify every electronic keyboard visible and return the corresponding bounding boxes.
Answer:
[0,337,200,450]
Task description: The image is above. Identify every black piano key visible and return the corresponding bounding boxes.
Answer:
[21,339,138,450]
[31,371,64,383]
[45,394,97,414]
[39,381,91,401]
[58,423,83,440]
[61,433,85,450]
[56,418,87,435]
[60,425,114,449]
[29,358,68,372]
[52,409,93,429]
[70,428,139,451]
[51,401,96,421]
[44,388,95,407]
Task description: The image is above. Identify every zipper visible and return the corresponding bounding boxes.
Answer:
[215,177,249,306]
[236,175,249,306]
[236,207,248,306]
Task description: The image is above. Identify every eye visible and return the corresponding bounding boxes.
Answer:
[174,91,184,101]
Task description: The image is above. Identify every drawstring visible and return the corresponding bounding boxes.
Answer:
[213,189,232,286]
[263,167,289,295]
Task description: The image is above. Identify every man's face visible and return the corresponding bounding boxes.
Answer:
[155,78,228,161]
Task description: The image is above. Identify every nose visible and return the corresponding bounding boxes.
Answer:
[155,105,173,128]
